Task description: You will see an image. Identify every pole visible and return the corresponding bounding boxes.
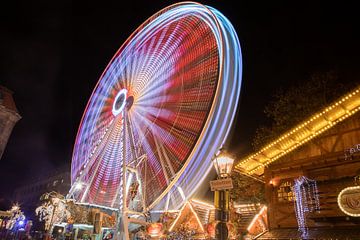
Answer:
[214,188,230,239]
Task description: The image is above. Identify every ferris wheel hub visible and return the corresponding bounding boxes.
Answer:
[126,95,134,110]
[112,89,128,116]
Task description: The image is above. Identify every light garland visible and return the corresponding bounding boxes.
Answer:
[35,197,70,231]
[247,205,267,232]
[168,201,204,232]
[293,176,320,238]
[5,204,25,231]
[235,87,360,175]
[74,202,119,212]
[191,199,215,209]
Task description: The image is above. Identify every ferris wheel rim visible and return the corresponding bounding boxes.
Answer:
[142,2,227,211]
[71,1,224,184]
[70,1,242,211]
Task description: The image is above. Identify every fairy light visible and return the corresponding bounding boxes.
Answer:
[293,176,320,238]
[236,87,360,174]
[191,199,215,209]
[191,199,215,224]
[168,201,204,232]
[247,205,267,232]
[169,202,189,232]
[188,202,205,232]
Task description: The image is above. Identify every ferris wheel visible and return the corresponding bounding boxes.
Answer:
[69,0,242,226]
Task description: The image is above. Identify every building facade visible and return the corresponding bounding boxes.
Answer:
[0,86,21,160]
[263,112,360,237]
[13,165,71,222]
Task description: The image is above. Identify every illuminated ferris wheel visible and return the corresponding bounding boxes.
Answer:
[69,0,241,225]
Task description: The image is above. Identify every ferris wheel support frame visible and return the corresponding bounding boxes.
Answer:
[117,109,149,240]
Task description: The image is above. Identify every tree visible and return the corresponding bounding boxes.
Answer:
[230,172,265,204]
[252,71,357,150]
[35,192,70,233]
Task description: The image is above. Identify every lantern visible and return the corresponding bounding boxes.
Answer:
[213,155,234,178]
[147,223,163,237]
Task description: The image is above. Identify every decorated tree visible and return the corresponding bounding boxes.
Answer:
[230,172,265,204]
[35,191,70,232]
[5,204,25,231]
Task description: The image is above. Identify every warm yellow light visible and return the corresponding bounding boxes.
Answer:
[191,199,215,209]
[169,201,204,232]
[337,186,360,217]
[213,155,234,177]
[247,206,267,232]
[236,86,360,174]
[75,182,83,190]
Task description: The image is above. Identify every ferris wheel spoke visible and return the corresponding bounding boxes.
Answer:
[132,108,183,180]
[87,116,124,205]
[73,115,115,184]
[137,25,168,76]
[129,110,152,152]
[157,137,176,177]
[129,36,158,90]
[135,52,183,102]
[79,116,122,203]
[130,112,171,190]
[130,23,182,97]
[136,21,217,102]
[128,46,149,96]
[84,116,114,160]
[152,135,171,185]
[125,112,149,166]
[105,56,127,90]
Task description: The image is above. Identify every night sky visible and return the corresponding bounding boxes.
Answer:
[0,1,359,205]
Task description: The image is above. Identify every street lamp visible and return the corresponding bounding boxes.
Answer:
[212,154,234,240]
[213,156,234,178]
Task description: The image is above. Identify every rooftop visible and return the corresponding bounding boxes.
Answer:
[235,86,360,176]
[0,85,20,115]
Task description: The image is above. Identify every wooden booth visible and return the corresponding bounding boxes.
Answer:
[236,87,360,238]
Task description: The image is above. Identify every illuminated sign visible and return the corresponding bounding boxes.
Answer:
[210,178,233,191]
[337,186,360,217]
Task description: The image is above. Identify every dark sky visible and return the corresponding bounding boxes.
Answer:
[0,1,359,203]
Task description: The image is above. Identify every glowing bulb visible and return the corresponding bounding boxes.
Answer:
[75,182,83,190]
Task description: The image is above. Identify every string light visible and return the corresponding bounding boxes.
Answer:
[168,201,204,232]
[236,87,360,174]
[247,205,267,232]
[293,176,320,238]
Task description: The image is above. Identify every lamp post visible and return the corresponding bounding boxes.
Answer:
[212,155,234,240]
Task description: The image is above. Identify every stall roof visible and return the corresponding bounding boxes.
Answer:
[235,86,360,176]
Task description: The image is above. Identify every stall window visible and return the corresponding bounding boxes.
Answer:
[277,180,294,202]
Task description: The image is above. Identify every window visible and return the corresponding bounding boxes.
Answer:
[277,180,295,202]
